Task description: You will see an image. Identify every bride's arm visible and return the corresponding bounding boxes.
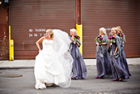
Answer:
[36,37,45,52]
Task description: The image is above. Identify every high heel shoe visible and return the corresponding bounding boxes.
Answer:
[99,76,104,79]
[95,77,98,79]
[72,77,77,80]
[118,78,123,81]
[112,79,117,81]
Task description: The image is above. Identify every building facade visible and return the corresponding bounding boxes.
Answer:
[0,0,140,59]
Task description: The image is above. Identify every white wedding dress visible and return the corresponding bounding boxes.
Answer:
[34,29,73,89]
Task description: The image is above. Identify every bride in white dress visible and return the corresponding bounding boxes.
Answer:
[34,29,73,89]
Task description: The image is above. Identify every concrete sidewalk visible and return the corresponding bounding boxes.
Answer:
[0,58,140,69]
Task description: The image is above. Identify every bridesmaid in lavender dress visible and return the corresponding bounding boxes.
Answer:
[116,26,131,77]
[69,29,87,80]
[95,27,112,79]
[109,27,129,81]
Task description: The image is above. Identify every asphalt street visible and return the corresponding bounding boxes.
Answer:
[0,65,140,94]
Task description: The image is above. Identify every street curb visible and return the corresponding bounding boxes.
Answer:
[0,67,34,69]
[0,65,95,69]
[0,64,140,69]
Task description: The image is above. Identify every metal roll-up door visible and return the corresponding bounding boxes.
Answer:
[82,0,140,58]
[0,0,9,60]
[10,0,76,59]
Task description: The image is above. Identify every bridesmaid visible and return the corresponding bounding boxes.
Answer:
[109,27,129,81]
[69,29,87,80]
[116,26,131,77]
[95,27,112,79]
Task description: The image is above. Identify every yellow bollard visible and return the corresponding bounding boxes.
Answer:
[10,40,14,61]
[9,26,14,61]
[76,24,83,55]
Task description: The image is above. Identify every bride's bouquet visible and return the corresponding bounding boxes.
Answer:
[106,36,115,43]
[95,35,103,43]
[73,35,80,44]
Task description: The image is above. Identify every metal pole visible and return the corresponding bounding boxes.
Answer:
[76,0,83,55]
[9,0,14,60]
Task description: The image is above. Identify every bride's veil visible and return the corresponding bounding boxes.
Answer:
[53,29,73,88]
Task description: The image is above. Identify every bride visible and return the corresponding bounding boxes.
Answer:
[34,29,73,89]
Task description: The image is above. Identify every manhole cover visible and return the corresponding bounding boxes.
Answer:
[3,74,22,78]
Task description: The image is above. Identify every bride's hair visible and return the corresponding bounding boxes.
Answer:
[70,28,77,35]
[46,29,54,38]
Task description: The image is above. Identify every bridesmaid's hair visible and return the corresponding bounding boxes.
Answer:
[116,26,123,33]
[116,26,126,42]
[70,28,77,35]
[99,27,106,35]
[46,29,54,38]
[111,27,118,34]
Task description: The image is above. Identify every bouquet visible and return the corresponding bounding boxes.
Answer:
[106,36,115,43]
[118,33,125,40]
[73,35,80,44]
[95,35,103,43]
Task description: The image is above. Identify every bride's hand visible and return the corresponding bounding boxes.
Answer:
[39,49,41,52]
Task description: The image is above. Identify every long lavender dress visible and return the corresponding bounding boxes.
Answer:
[110,35,129,80]
[119,34,131,77]
[69,37,87,79]
[96,34,112,78]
